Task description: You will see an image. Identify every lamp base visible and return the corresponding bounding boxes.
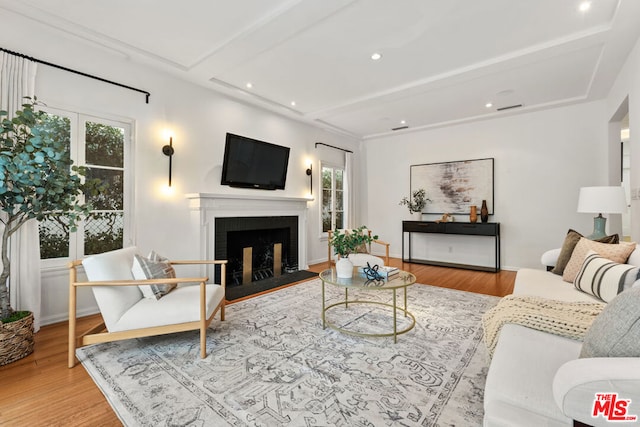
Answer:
[586,214,607,240]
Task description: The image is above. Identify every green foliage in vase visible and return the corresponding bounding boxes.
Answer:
[0,98,105,321]
[330,225,378,257]
[399,189,431,213]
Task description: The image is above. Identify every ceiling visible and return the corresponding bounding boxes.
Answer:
[3,0,640,139]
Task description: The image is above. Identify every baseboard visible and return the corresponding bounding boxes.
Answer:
[41,307,100,327]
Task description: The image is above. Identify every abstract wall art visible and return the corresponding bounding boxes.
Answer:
[410,158,494,215]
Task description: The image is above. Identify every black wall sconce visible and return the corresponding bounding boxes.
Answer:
[162,136,174,186]
[306,163,313,195]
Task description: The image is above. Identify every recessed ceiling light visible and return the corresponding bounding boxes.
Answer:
[290,101,296,107]
[371,52,382,61]
[579,1,591,12]
[485,102,493,108]
[245,82,253,89]
[400,120,406,124]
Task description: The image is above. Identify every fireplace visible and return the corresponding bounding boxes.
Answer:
[187,193,313,300]
[215,216,298,286]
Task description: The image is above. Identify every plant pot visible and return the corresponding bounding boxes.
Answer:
[0,311,35,366]
[336,257,354,278]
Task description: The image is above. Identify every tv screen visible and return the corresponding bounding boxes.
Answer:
[221,133,290,190]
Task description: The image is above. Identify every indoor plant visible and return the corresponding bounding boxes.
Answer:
[330,225,377,278]
[0,98,102,365]
[399,189,430,214]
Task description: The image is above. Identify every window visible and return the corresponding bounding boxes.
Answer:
[38,108,132,261]
[321,165,344,232]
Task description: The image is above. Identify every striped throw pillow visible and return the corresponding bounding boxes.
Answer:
[574,251,640,302]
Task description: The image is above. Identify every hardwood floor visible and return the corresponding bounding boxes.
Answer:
[0,259,515,426]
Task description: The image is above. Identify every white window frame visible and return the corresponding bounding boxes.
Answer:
[320,162,346,238]
[39,106,134,268]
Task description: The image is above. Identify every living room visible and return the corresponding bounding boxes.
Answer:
[1,1,640,425]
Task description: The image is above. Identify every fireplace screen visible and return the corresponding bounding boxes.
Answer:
[215,216,298,287]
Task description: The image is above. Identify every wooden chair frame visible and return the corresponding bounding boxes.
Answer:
[68,259,227,368]
[327,229,390,268]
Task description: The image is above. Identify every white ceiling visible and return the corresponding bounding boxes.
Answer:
[3,0,640,139]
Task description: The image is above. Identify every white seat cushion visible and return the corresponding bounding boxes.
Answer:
[484,324,580,426]
[111,284,224,332]
[514,268,601,303]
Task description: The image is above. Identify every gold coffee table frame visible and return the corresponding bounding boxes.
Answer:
[319,268,417,343]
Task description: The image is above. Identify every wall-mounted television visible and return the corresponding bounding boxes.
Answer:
[220,133,290,190]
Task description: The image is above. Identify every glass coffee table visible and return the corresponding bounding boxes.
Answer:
[319,268,417,343]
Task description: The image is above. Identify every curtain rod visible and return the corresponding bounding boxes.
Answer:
[314,142,353,153]
[1,47,151,104]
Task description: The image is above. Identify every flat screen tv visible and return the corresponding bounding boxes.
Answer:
[220,133,290,190]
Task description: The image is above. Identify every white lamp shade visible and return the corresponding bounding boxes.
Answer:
[577,186,627,214]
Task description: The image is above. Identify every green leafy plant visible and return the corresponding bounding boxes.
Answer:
[0,98,104,321]
[330,225,378,258]
[399,189,431,213]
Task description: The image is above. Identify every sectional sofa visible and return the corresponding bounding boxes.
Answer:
[483,234,640,427]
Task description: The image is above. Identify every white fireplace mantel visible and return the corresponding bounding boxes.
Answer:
[186,193,311,269]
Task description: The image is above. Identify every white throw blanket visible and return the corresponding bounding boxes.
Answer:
[482,294,605,357]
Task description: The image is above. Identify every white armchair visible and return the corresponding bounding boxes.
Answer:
[68,246,227,368]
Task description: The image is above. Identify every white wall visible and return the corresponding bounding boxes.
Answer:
[607,35,640,242]
[363,102,610,270]
[0,11,359,324]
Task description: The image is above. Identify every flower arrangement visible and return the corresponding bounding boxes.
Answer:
[399,189,430,213]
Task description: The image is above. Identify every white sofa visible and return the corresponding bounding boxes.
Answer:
[483,247,640,427]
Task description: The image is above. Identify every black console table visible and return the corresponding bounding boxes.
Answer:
[402,221,501,272]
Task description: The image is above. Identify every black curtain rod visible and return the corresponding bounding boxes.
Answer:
[314,142,353,153]
[1,47,151,104]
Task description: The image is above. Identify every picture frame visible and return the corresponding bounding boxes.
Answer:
[410,158,494,215]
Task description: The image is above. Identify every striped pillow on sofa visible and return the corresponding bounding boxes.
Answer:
[574,251,640,302]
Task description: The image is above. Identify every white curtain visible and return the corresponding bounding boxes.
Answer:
[344,151,355,229]
[1,52,41,331]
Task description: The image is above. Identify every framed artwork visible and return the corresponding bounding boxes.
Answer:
[410,158,494,214]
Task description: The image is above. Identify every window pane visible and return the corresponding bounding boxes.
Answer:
[86,168,123,210]
[335,190,344,210]
[335,169,343,190]
[39,216,70,259]
[43,114,71,160]
[39,114,71,259]
[322,167,332,189]
[322,210,332,232]
[84,212,124,255]
[336,212,344,229]
[85,121,124,168]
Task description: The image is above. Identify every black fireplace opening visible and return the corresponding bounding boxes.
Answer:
[227,227,293,285]
[215,216,315,300]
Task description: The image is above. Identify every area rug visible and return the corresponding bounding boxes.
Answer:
[77,279,499,426]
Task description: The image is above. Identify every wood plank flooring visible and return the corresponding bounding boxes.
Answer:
[0,259,515,426]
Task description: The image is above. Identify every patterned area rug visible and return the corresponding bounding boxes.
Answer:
[77,279,499,426]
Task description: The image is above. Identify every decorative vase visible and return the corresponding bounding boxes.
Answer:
[481,200,489,223]
[0,311,34,366]
[336,257,354,278]
[470,205,478,223]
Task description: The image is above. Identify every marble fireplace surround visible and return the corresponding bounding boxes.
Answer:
[186,193,311,279]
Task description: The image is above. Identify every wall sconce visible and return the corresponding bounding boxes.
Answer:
[306,163,313,195]
[162,136,174,187]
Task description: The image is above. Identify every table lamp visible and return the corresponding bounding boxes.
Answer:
[577,186,627,239]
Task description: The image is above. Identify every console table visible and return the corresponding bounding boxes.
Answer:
[402,221,501,272]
